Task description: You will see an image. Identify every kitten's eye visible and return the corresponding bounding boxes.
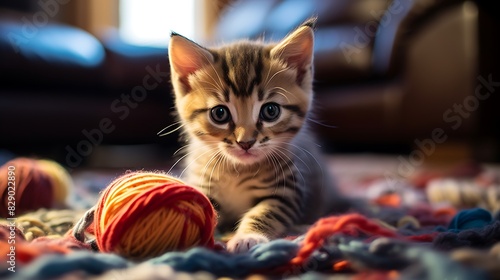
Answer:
[210,105,231,124]
[260,103,281,122]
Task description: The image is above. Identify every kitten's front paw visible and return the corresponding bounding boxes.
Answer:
[227,233,269,253]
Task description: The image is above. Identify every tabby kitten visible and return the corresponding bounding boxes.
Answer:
[168,18,349,253]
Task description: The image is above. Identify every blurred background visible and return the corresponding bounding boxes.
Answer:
[0,0,499,169]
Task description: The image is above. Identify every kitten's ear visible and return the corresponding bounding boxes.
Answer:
[270,19,315,83]
[169,33,214,94]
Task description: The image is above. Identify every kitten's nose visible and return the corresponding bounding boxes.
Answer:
[237,139,256,151]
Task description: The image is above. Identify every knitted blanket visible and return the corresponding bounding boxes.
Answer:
[1,155,500,280]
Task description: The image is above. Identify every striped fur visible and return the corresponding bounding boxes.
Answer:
[168,18,349,253]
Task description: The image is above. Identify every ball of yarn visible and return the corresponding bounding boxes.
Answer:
[448,208,492,231]
[94,171,216,260]
[36,159,73,206]
[0,158,72,218]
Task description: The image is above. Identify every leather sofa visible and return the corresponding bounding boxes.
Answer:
[0,0,498,162]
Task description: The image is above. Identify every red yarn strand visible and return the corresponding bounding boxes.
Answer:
[291,213,399,265]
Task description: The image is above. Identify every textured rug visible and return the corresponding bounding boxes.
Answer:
[2,155,500,280]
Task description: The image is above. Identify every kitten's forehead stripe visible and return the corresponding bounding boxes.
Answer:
[258,88,265,101]
[248,50,263,95]
[219,44,264,98]
[220,56,237,95]
[223,89,230,102]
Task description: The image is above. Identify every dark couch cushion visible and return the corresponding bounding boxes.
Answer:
[0,18,105,89]
[314,26,374,85]
[100,32,170,90]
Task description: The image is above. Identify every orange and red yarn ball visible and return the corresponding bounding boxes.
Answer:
[93,171,217,259]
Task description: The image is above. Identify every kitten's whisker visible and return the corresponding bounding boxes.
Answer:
[264,146,295,197]
[275,91,292,103]
[169,154,190,175]
[207,151,225,194]
[264,62,273,91]
[286,141,324,169]
[200,51,226,95]
[272,142,312,174]
[197,85,222,94]
[231,160,239,175]
[198,80,223,94]
[270,138,309,180]
[307,117,337,129]
[265,152,282,195]
[173,144,190,156]
[270,147,302,187]
[275,151,307,179]
[285,140,327,191]
[264,67,289,89]
[186,47,225,95]
[157,122,185,137]
[168,142,218,175]
[270,86,292,94]
[201,150,219,178]
[201,147,227,194]
[270,90,291,103]
[168,146,195,174]
[177,144,220,179]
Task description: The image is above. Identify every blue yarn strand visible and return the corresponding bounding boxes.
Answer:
[149,239,298,277]
[8,252,128,280]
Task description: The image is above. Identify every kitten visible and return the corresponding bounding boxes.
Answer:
[168,18,351,253]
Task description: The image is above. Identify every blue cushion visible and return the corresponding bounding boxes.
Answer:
[0,20,105,68]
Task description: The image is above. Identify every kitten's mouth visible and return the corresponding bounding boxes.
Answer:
[227,147,261,163]
[235,149,257,158]
[239,151,257,158]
